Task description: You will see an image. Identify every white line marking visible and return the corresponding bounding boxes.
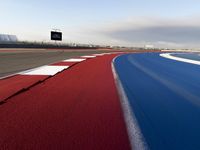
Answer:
[63,58,86,62]
[160,53,200,65]
[20,66,69,76]
[93,54,105,56]
[112,58,148,150]
[99,53,110,55]
[81,55,96,58]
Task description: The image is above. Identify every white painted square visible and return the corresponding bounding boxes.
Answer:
[63,58,86,62]
[20,66,69,76]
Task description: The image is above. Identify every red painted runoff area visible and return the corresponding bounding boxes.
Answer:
[0,54,131,150]
[0,75,48,102]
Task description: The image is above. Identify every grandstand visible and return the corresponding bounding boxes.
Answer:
[0,34,18,42]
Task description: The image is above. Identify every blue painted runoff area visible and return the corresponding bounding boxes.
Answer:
[172,53,200,61]
[114,53,200,150]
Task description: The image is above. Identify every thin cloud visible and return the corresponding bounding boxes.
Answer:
[95,16,200,48]
[108,26,200,43]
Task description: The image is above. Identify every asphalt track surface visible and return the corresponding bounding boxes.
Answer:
[0,49,110,78]
[114,53,200,150]
[0,54,131,150]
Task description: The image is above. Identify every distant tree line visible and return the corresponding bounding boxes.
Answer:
[0,41,101,49]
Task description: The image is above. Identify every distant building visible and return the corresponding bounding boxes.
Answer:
[0,34,18,42]
[144,44,154,49]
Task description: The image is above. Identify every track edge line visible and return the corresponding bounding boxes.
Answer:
[111,55,148,150]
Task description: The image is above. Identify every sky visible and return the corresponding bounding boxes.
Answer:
[1,0,200,48]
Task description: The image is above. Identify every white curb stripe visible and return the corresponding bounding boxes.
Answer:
[20,66,69,76]
[160,53,200,66]
[63,58,86,62]
[81,55,96,58]
[93,54,105,56]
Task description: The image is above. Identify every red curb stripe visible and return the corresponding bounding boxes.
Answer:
[0,58,79,101]
[50,62,76,66]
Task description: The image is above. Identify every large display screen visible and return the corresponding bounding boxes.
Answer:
[51,31,62,41]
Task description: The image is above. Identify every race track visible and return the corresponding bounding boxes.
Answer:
[1,51,200,150]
